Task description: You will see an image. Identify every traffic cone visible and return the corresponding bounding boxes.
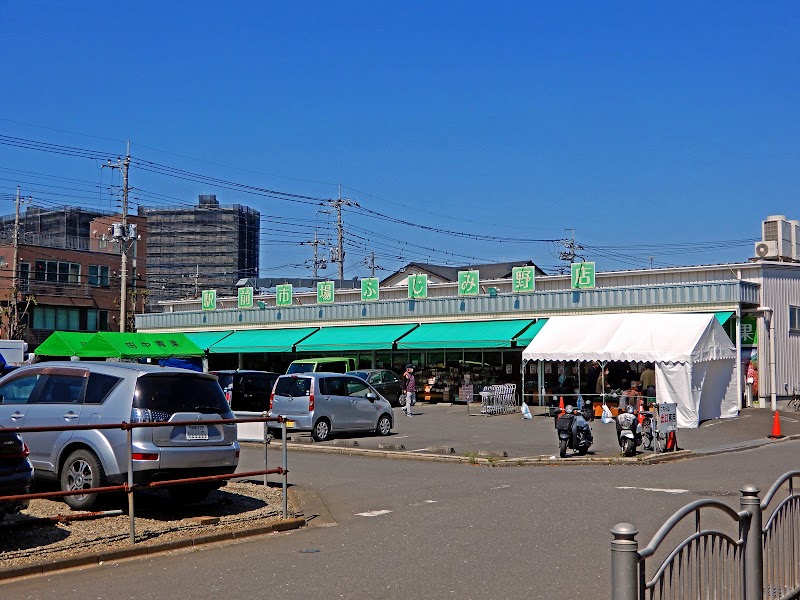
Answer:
[769,410,784,439]
[637,398,645,425]
[666,431,677,451]
[559,396,565,415]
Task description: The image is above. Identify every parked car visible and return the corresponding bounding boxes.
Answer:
[0,362,240,510]
[212,370,280,412]
[0,430,33,520]
[346,369,404,406]
[286,357,357,374]
[269,372,393,442]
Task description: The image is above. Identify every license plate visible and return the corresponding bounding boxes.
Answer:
[186,424,208,440]
[285,420,295,428]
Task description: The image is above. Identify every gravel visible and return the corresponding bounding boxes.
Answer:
[0,481,297,570]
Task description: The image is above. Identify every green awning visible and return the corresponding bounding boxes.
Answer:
[35,332,96,357]
[396,319,536,350]
[76,332,205,358]
[208,327,319,354]
[514,318,548,347]
[714,311,735,325]
[183,330,234,351]
[295,324,419,352]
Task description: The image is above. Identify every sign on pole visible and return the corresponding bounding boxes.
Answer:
[570,262,596,289]
[458,270,479,296]
[275,284,293,307]
[511,266,536,293]
[361,277,379,302]
[317,281,335,304]
[657,403,677,433]
[201,290,217,311]
[408,274,428,299]
[237,286,254,309]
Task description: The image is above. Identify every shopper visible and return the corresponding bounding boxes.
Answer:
[402,364,417,417]
[641,363,656,391]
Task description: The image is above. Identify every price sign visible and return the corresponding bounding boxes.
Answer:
[657,403,677,433]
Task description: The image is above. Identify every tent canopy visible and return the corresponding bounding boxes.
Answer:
[183,330,234,351]
[521,313,736,364]
[397,319,535,350]
[296,324,418,352]
[76,332,204,359]
[208,327,318,354]
[35,332,96,357]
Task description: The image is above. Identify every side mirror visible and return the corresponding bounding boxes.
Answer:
[366,392,377,402]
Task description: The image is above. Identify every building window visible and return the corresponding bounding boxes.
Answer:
[35,260,45,281]
[18,262,29,292]
[790,306,800,333]
[88,265,110,287]
[33,306,100,332]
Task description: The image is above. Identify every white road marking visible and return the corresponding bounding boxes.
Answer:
[617,486,689,494]
[780,416,799,423]
[355,510,393,517]
[424,500,438,503]
[491,485,510,490]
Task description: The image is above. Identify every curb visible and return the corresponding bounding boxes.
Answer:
[0,515,306,582]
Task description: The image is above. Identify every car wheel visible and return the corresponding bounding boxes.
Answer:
[168,483,216,504]
[376,414,392,436]
[312,418,331,442]
[61,449,105,511]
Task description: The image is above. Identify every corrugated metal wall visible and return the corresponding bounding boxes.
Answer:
[760,265,800,396]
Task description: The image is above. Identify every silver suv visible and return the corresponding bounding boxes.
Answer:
[0,362,240,510]
[269,373,393,442]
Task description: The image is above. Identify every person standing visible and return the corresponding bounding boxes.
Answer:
[402,364,417,416]
[641,363,655,391]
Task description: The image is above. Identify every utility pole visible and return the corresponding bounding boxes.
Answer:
[558,228,584,268]
[327,185,354,281]
[365,252,383,277]
[9,186,30,339]
[189,265,200,298]
[300,230,328,279]
[103,141,133,332]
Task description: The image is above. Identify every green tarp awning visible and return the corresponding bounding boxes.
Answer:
[295,324,419,352]
[396,319,536,350]
[714,311,735,325]
[35,332,96,357]
[208,327,319,354]
[76,332,204,358]
[513,318,548,347]
[183,330,234,351]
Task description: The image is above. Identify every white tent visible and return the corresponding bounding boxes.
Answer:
[521,313,738,428]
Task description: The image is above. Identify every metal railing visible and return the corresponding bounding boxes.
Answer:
[611,473,800,599]
[0,415,288,544]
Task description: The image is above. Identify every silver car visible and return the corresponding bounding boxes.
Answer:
[0,362,240,510]
[269,372,393,442]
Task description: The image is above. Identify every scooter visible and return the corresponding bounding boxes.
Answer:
[616,410,642,456]
[555,408,593,458]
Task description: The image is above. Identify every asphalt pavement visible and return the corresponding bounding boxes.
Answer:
[283,403,800,460]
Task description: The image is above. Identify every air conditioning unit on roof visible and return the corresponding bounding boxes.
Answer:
[760,216,795,260]
[754,241,778,259]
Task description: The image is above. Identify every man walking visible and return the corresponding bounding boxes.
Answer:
[402,364,417,416]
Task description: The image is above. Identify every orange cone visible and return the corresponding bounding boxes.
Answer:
[666,431,677,451]
[769,410,784,439]
[637,398,645,425]
[559,396,565,415]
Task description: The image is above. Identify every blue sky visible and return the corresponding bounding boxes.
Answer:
[1,1,798,279]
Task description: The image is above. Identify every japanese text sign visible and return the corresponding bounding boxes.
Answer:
[657,403,677,433]
[458,270,479,296]
[317,281,335,304]
[740,316,758,346]
[571,262,596,289]
[201,290,217,311]
[237,287,254,309]
[511,266,535,293]
[275,284,293,307]
[361,278,379,302]
[407,274,428,299]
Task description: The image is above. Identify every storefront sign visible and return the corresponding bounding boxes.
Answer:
[458,270,479,296]
[657,403,677,433]
[571,262,596,289]
[407,274,428,299]
[741,316,758,346]
[237,286,254,309]
[201,290,217,311]
[276,284,293,307]
[512,266,536,293]
[317,281,335,304]
[361,277,379,302]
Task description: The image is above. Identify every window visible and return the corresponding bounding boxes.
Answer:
[791,306,800,333]
[18,262,29,292]
[0,375,42,405]
[69,263,80,284]
[33,307,83,331]
[37,374,86,404]
[85,373,122,404]
[46,260,57,282]
[89,265,110,287]
[35,260,45,281]
[345,378,370,397]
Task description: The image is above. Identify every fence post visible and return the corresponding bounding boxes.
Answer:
[611,523,639,600]
[126,425,136,544]
[740,484,762,600]
[282,419,288,519]
[263,412,269,488]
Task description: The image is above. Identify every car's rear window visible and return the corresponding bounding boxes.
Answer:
[134,375,230,415]
[215,373,234,390]
[274,377,312,397]
[287,363,314,374]
[349,371,368,380]
[85,373,123,405]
